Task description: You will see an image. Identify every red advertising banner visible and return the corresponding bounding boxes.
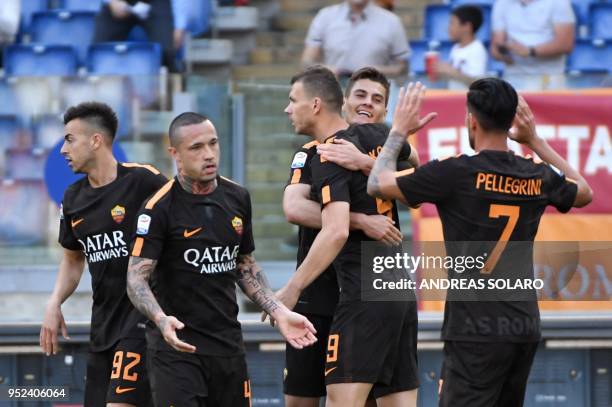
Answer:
[413,89,612,217]
[412,90,612,311]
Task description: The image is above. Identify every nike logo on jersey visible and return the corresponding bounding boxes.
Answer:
[324,367,337,376]
[71,218,84,228]
[115,386,136,394]
[184,227,202,238]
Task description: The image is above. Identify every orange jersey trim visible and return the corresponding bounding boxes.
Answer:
[145,180,174,210]
[122,162,161,175]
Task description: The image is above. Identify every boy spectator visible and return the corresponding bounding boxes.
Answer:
[434,5,487,90]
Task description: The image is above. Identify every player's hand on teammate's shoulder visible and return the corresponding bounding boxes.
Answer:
[274,309,317,350]
[361,214,403,247]
[391,82,438,137]
[509,95,538,146]
[40,302,70,356]
[157,315,196,353]
[317,138,371,172]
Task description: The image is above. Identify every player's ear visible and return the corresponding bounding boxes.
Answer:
[168,146,178,161]
[91,132,104,150]
[313,97,322,114]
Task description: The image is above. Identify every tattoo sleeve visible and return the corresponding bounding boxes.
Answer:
[235,253,280,315]
[368,131,406,197]
[126,256,163,324]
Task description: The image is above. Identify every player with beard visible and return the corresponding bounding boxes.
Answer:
[126,112,317,407]
[280,67,417,407]
[368,78,592,407]
[40,102,167,406]
[273,66,433,407]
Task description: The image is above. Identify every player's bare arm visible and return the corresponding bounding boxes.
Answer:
[510,96,593,207]
[284,183,323,229]
[281,201,350,309]
[236,253,317,349]
[127,255,196,353]
[368,83,437,201]
[284,184,401,245]
[40,248,85,355]
[317,137,419,176]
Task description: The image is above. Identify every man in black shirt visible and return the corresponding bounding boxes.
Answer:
[126,112,317,407]
[281,67,412,407]
[368,79,593,407]
[40,102,168,406]
[277,66,426,407]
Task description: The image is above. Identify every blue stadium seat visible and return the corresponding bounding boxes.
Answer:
[0,115,21,151]
[450,0,496,6]
[424,4,492,42]
[5,148,46,180]
[0,81,19,116]
[32,114,64,149]
[409,40,430,75]
[567,39,612,73]
[87,42,162,75]
[573,0,599,28]
[87,42,162,106]
[19,0,48,33]
[590,3,612,40]
[30,11,96,65]
[4,45,78,77]
[0,180,48,246]
[184,0,213,36]
[60,77,133,137]
[59,0,103,12]
[482,41,504,76]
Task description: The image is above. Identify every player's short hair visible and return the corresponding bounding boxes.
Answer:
[345,67,391,106]
[467,78,518,133]
[452,5,483,34]
[63,101,118,140]
[169,112,209,146]
[291,66,344,114]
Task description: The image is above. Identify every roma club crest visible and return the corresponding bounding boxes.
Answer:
[232,216,243,235]
[111,205,126,224]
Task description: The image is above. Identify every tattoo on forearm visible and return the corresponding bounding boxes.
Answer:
[126,256,163,323]
[235,253,280,315]
[368,131,405,196]
[177,172,217,195]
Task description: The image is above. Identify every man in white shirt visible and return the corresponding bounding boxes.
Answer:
[434,5,488,90]
[301,0,410,79]
[491,0,575,90]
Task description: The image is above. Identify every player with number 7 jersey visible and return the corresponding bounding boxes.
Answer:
[368,78,593,407]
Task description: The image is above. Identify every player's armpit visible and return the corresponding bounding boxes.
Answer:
[126,256,164,324]
[283,183,322,228]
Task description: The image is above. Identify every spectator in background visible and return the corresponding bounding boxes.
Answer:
[375,0,394,12]
[94,0,189,72]
[301,0,409,79]
[434,5,487,90]
[491,0,575,90]
[0,0,20,67]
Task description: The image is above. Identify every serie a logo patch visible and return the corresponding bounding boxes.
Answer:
[111,205,126,224]
[232,216,243,235]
